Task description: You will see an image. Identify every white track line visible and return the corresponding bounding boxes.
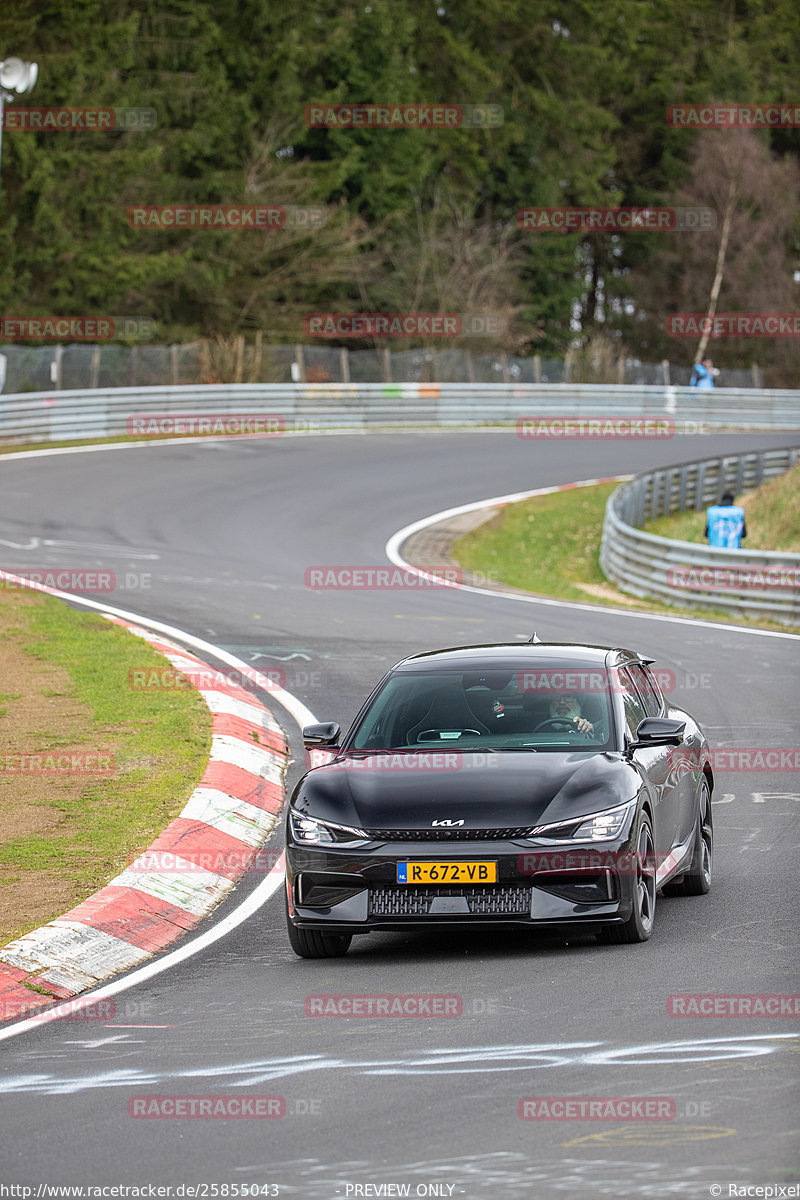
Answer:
[0,854,286,1044]
[0,583,316,1043]
[385,479,800,642]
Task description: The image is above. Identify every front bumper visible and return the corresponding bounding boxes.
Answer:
[285,833,640,934]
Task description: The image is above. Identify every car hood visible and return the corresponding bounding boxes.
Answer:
[292,750,640,831]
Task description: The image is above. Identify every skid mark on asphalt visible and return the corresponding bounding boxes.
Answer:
[560,1124,737,1147]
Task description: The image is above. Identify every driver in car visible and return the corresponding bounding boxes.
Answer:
[549,692,594,734]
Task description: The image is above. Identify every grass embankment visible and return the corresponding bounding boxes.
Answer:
[451,479,799,634]
[644,464,800,551]
[0,589,211,946]
[454,482,621,604]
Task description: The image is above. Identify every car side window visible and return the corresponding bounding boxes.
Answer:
[628,663,662,717]
[642,664,666,714]
[618,667,647,737]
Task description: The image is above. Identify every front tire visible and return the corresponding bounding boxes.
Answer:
[598,810,656,944]
[665,779,713,897]
[285,894,352,958]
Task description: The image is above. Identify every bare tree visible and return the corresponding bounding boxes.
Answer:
[632,128,799,375]
[358,187,530,352]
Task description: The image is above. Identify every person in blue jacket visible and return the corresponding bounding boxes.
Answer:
[690,357,717,388]
[705,491,747,548]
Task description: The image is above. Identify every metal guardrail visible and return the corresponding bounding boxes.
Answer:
[600,447,800,624]
[0,382,799,442]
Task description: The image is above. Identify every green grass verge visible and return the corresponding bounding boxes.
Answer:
[0,592,212,941]
[451,481,800,634]
[454,482,621,604]
[644,464,800,552]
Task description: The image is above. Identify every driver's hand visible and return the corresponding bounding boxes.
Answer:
[573,716,593,733]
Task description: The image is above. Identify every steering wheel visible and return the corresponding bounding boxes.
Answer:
[533,717,583,733]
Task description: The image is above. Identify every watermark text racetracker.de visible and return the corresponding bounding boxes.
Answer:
[518,417,680,439]
[128,666,287,692]
[304,312,504,337]
[667,746,800,775]
[304,993,499,1017]
[517,848,693,877]
[304,102,503,128]
[126,414,284,437]
[1,106,156,131]
[324,752,501,774]
[667,102,800,127]
[126,847,284,876]
[666,313,800,338]
[304,566,462,590]
[518,1096,675,1120]
[1,570,151,594]
[128,205,326,230]
[668,994,800,1017]
[0,317,156,342]
[515,667,712,695]
[1,753,114,776]
[518,206,715,232]
[667,565,800,593]
[0,996,156,1023]
[128,1095,284,1119]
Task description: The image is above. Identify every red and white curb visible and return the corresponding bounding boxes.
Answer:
[0,616,289,1022]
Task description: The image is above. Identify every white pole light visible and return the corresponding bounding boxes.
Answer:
[0,56,39,172]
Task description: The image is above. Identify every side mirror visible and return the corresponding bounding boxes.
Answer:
[303,721,341,748]
[629,717,686,749]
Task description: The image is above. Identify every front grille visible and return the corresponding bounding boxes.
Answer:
[363,826,532,842]
[370,886,531,917]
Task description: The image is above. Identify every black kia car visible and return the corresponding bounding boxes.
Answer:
[284,642,713,957]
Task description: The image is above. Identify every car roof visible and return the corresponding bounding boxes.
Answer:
[391,642,648,673]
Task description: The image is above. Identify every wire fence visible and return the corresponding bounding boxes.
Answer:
[0,340,771,395]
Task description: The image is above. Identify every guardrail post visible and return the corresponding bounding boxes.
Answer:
[340,347,350,384]
[733,454,747,496]
[695,461,708,510]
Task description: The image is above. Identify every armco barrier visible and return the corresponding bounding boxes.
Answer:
[600,447,800,624]
[0,382,799,442]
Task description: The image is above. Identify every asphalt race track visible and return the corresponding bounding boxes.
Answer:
[1,429,798,1199]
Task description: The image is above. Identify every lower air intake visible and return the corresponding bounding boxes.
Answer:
[369,886,531,917]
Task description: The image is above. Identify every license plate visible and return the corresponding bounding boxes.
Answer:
[397,861,497,885]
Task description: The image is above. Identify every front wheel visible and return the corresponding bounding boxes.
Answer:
[665,779,713,897]
[285,894,352,958]
[597,811,656,944]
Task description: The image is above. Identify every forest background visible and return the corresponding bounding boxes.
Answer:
[1,0,798,380]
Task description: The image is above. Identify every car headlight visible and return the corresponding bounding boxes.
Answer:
[528,800,636,843]
[289,809,370,847]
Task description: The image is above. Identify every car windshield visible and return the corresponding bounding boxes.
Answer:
[350,667,614,752]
